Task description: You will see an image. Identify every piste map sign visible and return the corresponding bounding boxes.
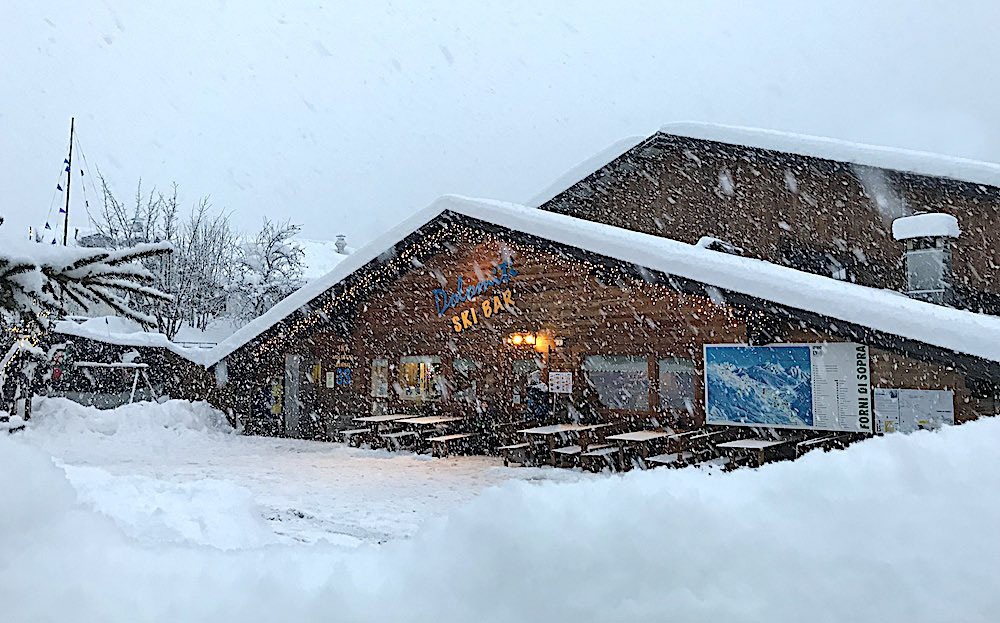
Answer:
[704,343,871,432]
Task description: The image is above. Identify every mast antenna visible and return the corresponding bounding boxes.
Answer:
[63,117,74,246]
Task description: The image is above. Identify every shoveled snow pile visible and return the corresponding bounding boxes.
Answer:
[2,399,999,622]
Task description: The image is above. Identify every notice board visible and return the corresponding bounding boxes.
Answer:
[873,388,954,433]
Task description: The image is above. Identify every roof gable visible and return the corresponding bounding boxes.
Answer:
[203,195,1000,368]
[530,121,1000,209]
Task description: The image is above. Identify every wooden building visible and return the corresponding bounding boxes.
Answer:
[202,195,1000,462]
[534,123,1000,312]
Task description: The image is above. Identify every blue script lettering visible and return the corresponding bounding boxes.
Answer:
[433,262,519,316]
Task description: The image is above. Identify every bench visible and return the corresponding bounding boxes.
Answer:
[716,438,795,467]
[338,428,371,446]
[796,434,848,457]
[647,451,694,468]
[380,430,420,451]
[428,433,475,458]
[578,445,621,472]
[552,443,612,468]
[498,442,533,467]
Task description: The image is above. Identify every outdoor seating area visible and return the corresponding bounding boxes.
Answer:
[334,409,865,473]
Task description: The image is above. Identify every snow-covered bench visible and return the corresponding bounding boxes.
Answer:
[552,443,612,468]
[338,428,371,446]
[380,430,420,451]
[498,442,533,467]
[795,434,849,457]
[428,433,475,458]
[580,445,621,472]
[647,451,694,468]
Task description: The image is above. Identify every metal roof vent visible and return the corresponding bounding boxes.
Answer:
[892,213,960,305]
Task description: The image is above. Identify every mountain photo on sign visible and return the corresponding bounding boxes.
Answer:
[705,345,813,427]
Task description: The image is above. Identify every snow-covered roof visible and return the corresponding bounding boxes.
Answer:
[294,237,354,282]
[53,317,211,365]
[660,122,1000,188]
[528,122,1000,209]
[528,136,646,207]
[204,194,1000,368]
[892,213,961,241]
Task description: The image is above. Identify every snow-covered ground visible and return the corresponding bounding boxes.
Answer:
[3,398,999,622]
[14,398,585,548]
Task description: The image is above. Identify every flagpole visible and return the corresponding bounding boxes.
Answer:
[62,117,74,246]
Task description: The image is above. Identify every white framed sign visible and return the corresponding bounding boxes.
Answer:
[874,388,954,433]
[548,371,573,394]
[705,343,871,432]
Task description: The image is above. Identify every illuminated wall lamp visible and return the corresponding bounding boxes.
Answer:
[506,332,534,346]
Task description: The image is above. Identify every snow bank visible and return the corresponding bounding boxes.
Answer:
[26,396,232,441]
[3,408,999,621]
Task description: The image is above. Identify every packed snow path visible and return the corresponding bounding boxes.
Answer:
[16,398,586,547]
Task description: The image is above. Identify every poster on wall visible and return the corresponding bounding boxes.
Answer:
[873,388,954,434]
[548,371,573,394]
[704,343,871,432]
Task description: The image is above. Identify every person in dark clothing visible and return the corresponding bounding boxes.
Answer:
[522,371,550,423]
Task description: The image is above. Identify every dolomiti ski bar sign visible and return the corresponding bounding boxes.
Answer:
[704,343,871,432]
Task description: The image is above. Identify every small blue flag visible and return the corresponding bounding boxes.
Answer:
[44,223,51,230]
[51,238,57,245]
[59,207,66,214]
[56,184,63,191]
[63,158,69,164]
[65,166,70,173]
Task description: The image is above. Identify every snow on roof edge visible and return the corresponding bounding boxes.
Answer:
[659,121,1000,189]
[527,135,647,207]
[202,194,1000,368]
[52,321,211,366]
[203,202,449,367]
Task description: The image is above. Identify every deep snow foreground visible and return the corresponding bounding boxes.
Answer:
[13,398,585,547]
[2,400,999,622]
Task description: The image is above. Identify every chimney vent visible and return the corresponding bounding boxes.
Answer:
[891,213,960,305]
[335,234,347,254]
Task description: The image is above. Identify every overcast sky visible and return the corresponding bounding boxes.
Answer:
[3,1,999,246]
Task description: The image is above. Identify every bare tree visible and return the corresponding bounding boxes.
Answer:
[235,219,305,321]
[89,177,237,338]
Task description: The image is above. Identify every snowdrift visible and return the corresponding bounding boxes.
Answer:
[26,396,232,440]
[3,402,999,622]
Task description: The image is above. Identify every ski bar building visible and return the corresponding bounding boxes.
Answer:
[200,125,1000,463]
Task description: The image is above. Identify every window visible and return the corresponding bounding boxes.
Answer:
[583,355,649,410]
[658,358,696,412]
[453,358,478,403]
[398,355,443,401]
[370,359,389,398]
[906,241,949,296]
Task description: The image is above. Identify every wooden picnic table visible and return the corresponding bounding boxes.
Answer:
[396,415,465,426]
[351,414,413,445]
[352,414,412,423]
[605,429,679,469]
[605,430,672,443]
[716,438,789,467]
[519,423,612,464]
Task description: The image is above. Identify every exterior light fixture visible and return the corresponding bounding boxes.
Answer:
[511,334,524,345]
[524,334,536,345]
